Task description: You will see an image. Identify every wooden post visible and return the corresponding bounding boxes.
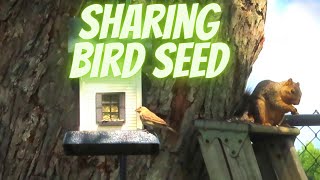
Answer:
[252,136,307,180]
[195,120,308,180]
[196,120,262,180]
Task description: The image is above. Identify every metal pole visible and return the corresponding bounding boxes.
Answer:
[119,155,127,180]
[285,114,320,126]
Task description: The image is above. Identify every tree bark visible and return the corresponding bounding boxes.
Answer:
[0,0,266,179]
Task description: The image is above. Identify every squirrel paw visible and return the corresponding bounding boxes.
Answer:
[290,107,299,115]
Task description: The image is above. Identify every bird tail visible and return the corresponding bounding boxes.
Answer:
[166,126,178,134]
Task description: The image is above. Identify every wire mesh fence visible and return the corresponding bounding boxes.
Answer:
[287,110,320,179]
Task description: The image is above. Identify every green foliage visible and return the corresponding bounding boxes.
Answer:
[298,143,320,180]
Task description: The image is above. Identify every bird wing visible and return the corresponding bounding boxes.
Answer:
[141,111,167,125]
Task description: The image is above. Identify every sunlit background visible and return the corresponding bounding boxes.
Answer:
[247,0,320,150]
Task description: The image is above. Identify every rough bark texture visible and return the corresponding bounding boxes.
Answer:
[0,0,266,179]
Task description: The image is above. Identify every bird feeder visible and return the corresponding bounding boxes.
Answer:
[63,17,159,180]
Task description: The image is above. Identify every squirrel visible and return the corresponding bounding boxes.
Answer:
[234,78,302,126]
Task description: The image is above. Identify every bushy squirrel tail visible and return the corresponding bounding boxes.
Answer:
[233,91,252,117]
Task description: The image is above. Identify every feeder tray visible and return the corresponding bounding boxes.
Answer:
[63,130,160,156]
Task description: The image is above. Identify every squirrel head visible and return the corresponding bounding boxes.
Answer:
[281,78,302,105]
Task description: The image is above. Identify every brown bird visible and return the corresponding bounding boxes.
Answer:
[135,106,177,133]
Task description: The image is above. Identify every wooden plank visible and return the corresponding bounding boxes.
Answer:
[195,120,300,136]
[195,120,249,132]
[238,137,263,180]
[196,121,261,180]
[196,120,306,180]
[252,139,278,180]
[286,140,308,179]
[198,137,231,180]
[267,137,307,180]
[249,123,300,136]
[266,138,292,180]
[223,136,262,180]
[253,136,307,180]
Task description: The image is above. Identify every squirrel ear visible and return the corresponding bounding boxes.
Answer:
[286,78,293,85]
[296,82,300,86]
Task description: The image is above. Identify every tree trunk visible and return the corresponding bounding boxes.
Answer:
[0,0,266,179]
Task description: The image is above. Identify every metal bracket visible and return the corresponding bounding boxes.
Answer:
[199,129,248,157]
[196,120,249,157]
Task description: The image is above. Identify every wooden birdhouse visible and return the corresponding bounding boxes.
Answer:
[68,18,143,131]
[64,17,159,159]
[64,73,160,156]
[79,74,143,131]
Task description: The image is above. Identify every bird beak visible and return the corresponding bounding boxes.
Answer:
[135,107,141,112]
